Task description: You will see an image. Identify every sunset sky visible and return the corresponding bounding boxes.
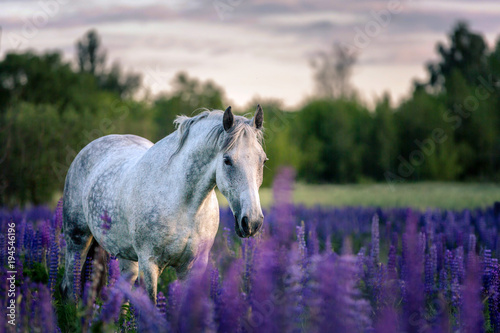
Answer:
[1,0,499,108]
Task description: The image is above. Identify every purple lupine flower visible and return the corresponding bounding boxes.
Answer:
[17,219,26,253]
[489,259,500,331]
[99,286,125,323]
[48,240,59,294]
[309,255,372,332]
[387,245,397,281]
[455,246,465,283]
[418,232,426,260]
[216,260,245,333]
[374,306,399,333]
[246,238,281,332]
[210,267,221,302]
[15,244,23,283]
[116,279,169,332]
[23,224,34,267]
[308,224,320,256]
[483,249,493,293]
[371,214,380,264]
[430,244,438,283]
[424,209,434,245]
[82,280,92,305]
[222,227,234,255]
[425,253,434,296]
[167,280,182,328]
[59,235,66,254]
[34,230,43,263]
[462,253,483,332]
[40,220,51,250]
[272,166,295,242]
[177,263,215,333]
[402,210,425,333]
[108,256,120,287]
[438,249,452,297]
[73,251,81,301]
[282,244,308,332]
[391,231,399,248]
[296,223,307,258]
[54,198,63,231]
[0,234,5,269]
[450,277,461,309]
[85,256,93,283]
[468,234,477,259]
[356,247,366,282]
[19,278,32,331]
[242,237,256,297]
[157,291,167,316]
[37,283,56,333]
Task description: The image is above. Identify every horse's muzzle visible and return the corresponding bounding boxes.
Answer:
[234,214,263,238]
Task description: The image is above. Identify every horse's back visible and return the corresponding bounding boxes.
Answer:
[63,134,153,234]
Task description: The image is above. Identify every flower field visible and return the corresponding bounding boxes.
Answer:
[1,170,499,332]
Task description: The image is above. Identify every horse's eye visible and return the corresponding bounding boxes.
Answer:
[263,158,269,165]
[223,156,232,166]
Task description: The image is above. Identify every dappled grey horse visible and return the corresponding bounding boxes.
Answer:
[61,106,266,302]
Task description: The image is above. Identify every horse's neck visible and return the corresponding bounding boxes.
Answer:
[153,123,219,209]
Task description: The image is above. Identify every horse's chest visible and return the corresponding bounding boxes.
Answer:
[133,205,219,264]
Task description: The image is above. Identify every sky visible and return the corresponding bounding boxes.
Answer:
[1,0,499,109]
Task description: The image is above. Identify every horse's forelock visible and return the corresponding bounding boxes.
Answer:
[172,110,263,157]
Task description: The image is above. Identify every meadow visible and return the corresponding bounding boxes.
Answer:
[1,169,499,332]
[217,182,500,210]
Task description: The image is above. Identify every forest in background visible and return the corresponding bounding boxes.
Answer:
[1,21,500,205]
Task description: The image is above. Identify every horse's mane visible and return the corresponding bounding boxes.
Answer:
[171,109,263,158]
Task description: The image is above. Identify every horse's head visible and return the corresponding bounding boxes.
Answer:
[216,105,267,238]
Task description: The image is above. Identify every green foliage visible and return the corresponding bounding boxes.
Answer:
[243,99,301,186]
[52,268,82,333]
[24,261,49,284]
[292,98,372,183]
[421,21,490,91]
[153,72,225,141]
[0,51,98,111]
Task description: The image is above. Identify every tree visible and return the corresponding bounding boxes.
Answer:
[311,44,357,99]
[76,30,141,98]
[417,21,489,92]
[99,62,142,98]
[367,94,398,179]
[77,29,106,75]
[243,98,300,186]
[0,51,96,112]
[292,99,371,183]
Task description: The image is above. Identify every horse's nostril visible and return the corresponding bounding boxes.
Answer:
[241,216,250,235]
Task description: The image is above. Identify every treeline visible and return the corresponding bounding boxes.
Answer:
[1,22,500,205]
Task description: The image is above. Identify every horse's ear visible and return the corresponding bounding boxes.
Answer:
[223,106,234,131]
[253,104,263,129]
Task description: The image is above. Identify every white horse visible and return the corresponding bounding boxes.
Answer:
[61,106,266,302]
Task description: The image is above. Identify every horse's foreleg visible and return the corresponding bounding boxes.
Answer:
[118,258,139,315]
[138,257,160,304]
